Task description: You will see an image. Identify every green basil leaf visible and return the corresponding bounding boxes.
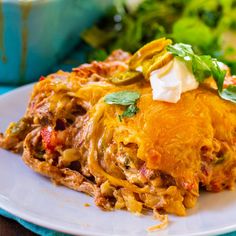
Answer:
[210,60,226,92]
[166,43,193,58]
[167,42,233,102]
[104,91,140,106]
[122,104,140,118]
[105,91,141,121]
[192,55,212,82]
[220,85,236,103]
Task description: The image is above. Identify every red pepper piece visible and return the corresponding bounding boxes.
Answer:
[41,127,57,152]
[39,76,46,81]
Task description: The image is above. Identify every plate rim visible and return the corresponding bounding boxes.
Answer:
[1,85,236,236]
[1,193,236,236]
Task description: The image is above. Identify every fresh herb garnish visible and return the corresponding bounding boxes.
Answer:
[121,104,140,117]
[104,91,140,121]
[82,0,236,74]
[104,90,140,105]
[166,43,222,83]
[167,43,236,103]
[220,85,236,103]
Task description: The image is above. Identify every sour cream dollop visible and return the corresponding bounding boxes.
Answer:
[149,57,199,103]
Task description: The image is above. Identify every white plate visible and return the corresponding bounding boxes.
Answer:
[0,84,236,236]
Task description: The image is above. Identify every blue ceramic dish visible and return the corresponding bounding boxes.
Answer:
[0,0,111,85]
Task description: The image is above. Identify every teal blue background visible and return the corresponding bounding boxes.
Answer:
[0,0,111,85]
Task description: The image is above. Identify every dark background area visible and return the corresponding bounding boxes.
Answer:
[0,216,36,236]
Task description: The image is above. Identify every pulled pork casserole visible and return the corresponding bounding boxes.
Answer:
[1,38,236,229]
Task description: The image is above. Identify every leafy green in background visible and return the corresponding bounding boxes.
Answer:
[82,0,236,73]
